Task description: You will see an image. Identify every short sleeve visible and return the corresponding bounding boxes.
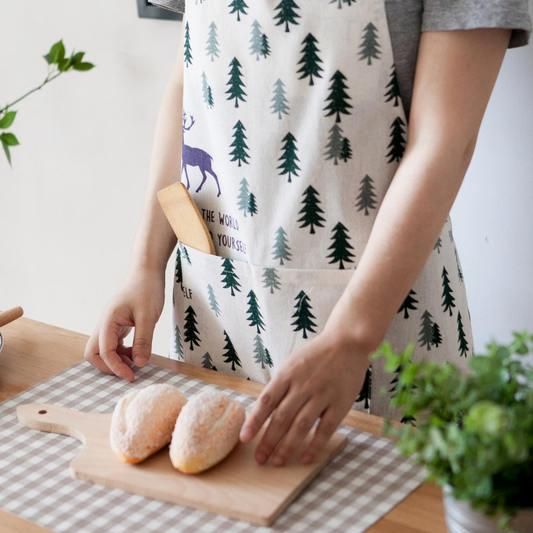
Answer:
[422,0,532,48]
[149,0,185,15]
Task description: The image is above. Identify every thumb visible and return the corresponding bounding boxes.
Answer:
[132,315,155,367]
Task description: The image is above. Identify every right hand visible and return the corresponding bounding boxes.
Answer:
[84,268,165,381]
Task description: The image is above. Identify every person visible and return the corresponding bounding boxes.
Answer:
[85,0,531,467]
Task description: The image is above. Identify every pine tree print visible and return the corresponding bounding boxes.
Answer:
[457,311,469,357]
[387,117,407,163]
[327,222,355,269]
[206,21,220,61]
[229,0,248,21]
[206,86,214,108]
[184,21,193,68]
[262,267,281,293]
[274,0,301,33]
[246,290,266,333]
[253,334,272,368]
[324,70,352,123]
[201,72,214,109]
[237,177,250,217]
[271,79,289,119]
[261,33,271,58]
[434,237,442,254]
[441,266,456,316]
[389,364,404,395]
[180,244,192,265]
[277,132,300,182]
[226,57,247,108]
[330,0,356,8]
[202,352,217,371]
[418,310,434,350]
[220,257,242,296]
[247,192,258,216]
[230,120,250,166]
[272,226,292,265]
[174,324,184,360]
[398,289,418,319]
[183,305,201,350]
[297,33,323,86]
[291,290,317,339]
[455,247,464,283]
[207,283,221,317]
[324,123,344,165]
[432,322,443,347]
[356,366,372,409]
[297,185,325,234]
[250,20,264,60]
[222,329,242,371]
[359,22,381,65]
[339,137,352,162]
[355,174,377,215]
[385,65,400,106]
[175,247,183,286]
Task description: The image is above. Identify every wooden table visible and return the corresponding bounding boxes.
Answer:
[0,317,447,533]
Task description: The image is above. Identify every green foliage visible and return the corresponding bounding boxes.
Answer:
[373,331,533,528]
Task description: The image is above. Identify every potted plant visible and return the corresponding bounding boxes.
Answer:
[374,331,533,533]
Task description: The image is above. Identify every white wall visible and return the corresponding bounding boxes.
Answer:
[0,0,531,358]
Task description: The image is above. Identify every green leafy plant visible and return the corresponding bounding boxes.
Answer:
[373,331,533,529]
[0,40,94,165]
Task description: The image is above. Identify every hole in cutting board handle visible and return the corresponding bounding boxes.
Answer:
[38,410,47,415]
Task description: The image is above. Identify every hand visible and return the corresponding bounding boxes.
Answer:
[84,268,165,381]
[239,329,370,466]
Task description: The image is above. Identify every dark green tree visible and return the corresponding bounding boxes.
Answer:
[181,244,192,265]
[356,366,372,409]
[324,123,344,164]
[432,321,443,347]
[272,226,292,265]
[261,33,271,58]
[455,248,464,282]
[339,136,352,162]
[220,257,242,296]
[222,329,242,370]
[226,57,247,107]
[386,116,406,163]
[230,120,250,166]
[246,290,266,333]
[457,311,469,357]
[237,177,250,216]
[174,324,184,360]
[355,174,377,215]
[418,309,434,350]
[262,267,281,293]
[271,78,289,119]
[250,20,263,60]
[207,283,221,317]
[264,347,273,367]
[202,352,217,371]
[398,289,418,319]
[206,86,214,108]
[389,364,403,395]
[206,21,220,61]
[253,334,273,368]
[441,266,456,316]
[201,72,214,109]
[229,0,248,21]
[184,21,193,67]
[385,65,400,106]
[434,237,442,254]
[183,305,201,350]
[324,70,352,123]
[327,222,355,269]
[297,185,325,234]
[330,0,356,7]
[247,192,258,216]
[359,22,381,65]
[277,131,300,182]
[297,33,323,86]
[174,247,183,286]
[274,0,301,33]
[291,290,317,339]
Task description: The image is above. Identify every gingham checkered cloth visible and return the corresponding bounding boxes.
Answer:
[0,362,425,532]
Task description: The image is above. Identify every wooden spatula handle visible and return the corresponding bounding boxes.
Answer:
[0,306,23,328]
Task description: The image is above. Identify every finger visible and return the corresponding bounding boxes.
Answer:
[240,375,290,444]
[270,397,327,467]
[84,331,113,375]
[99,318,135,382]
[301,407,342,464]
[131,314,155,367]
[117,344,134,367]
[254,389,309,465]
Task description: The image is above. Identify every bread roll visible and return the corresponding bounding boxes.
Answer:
[170,389,245,474]
[110,384,187,464]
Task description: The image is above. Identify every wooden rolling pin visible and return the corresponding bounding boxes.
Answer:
[0,306,24,328]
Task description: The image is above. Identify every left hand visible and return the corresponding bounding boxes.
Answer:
[239,330,370,466]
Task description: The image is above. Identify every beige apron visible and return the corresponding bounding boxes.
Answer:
[171,0,474,419]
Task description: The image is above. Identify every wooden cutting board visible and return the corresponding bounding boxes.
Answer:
[17,403,346,526]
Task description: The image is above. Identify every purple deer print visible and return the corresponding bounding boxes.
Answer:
[182,113,221,197]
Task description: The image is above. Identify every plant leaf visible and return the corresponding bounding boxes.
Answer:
[44,40,66,65]
[0,110,17,129]
[2,140,12,165]
[73,62,95,72]
[0,132,20,146]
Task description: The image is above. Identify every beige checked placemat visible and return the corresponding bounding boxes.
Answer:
[0,362,425,532]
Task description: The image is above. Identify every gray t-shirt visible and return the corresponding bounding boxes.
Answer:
[151,0,531,118]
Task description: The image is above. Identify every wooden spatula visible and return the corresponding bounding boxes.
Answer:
[157,183,216,254]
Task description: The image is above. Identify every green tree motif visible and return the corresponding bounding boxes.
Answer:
[330,0,356,7]
[291,290,317,339]
[202,352,217,371]
[206,21,220,61]
[221,257,242,296]
[359,22,381,65]
[181,244,192,264]
[324,123,344,165]
[229,0,248,21]
[261,33,271,58]
[183,305,201,350]
[237,177,250,216]
[250,20,263,60]
[253,334,273,369]
[327,222,355,269]
[274,0,301,33]
[226,57,247,108]
[206,86,214,108]
[385,65,400,106]
[297,185,325,234]
[434,237,442,254]
[271,78,289,119]
[457,311,469,357]
[455,247,464,282]
[246,289,266,333]
[222,330,242,371]
[184,21,193,67]
[356,366,372,409]
[441,266,456,316]
[418,309,434,350]
[247,192,258,216]
[324,70,352,123]
[398,289,418,319]
[355,174,377,215]
[339,137,352,162]
[262,267,281,293]
[432,322,443,347]
[272,226,292,265]
[175,247,183,286]
[201,72,214,109]
[277,132,300,182]
[230,120,250,166]
[297,33,323,86]
[174,324,184,360]
[207,283,221,317]
[386,116,406,163]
